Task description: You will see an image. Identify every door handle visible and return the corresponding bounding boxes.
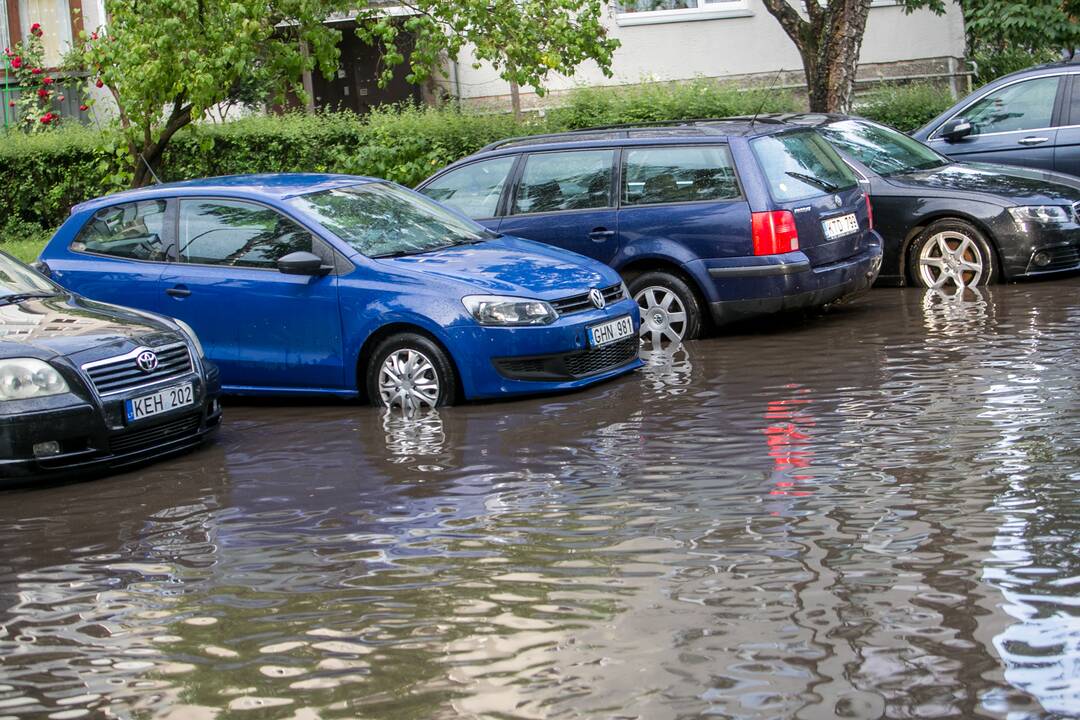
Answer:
[165,286,191,298]
[589,228,616,242]
[1018,136,1049,146]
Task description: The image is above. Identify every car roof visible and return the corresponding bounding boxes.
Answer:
[70,173,380,215]
[476,118,800,153]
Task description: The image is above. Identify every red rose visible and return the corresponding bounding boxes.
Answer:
[79,104,88,111]
[7,101,13,107]
[40,113,53,124]
[90,31,98,40]
[43,76,54,85]
[95,78,104,88]
[37,88,49,98]
[10,56,21,69]
[57,94,64,101]
[31,67,42,75]
[30,23,42,36]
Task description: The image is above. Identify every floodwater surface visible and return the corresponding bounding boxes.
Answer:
[1,281,1079,719]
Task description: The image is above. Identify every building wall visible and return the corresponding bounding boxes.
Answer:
[441,0,967,106]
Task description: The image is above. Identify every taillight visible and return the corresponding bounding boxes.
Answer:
[864,193,874,231]
[751,210,799,256]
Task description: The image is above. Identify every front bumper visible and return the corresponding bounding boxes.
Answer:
[690,234,883,325]
[1012,225,1080,278]
[447,297,643,400]
[0,366,223,483]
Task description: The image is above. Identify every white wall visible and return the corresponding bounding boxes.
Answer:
[443,0,966,102]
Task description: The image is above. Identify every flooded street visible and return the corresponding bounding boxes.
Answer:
[2,280,1079,719]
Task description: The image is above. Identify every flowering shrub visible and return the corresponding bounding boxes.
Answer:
[3,23,64,132]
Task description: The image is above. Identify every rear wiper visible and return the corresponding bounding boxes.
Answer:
[786,171,839,193]
[0,292,55,306]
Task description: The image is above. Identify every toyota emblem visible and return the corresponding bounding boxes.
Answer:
[589,288,606,309]
[136,350,159,373]
[832,195,843,208]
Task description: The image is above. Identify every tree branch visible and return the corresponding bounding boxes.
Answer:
[759,0,809,51]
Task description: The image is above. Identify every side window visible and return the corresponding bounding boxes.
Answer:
[71,200,168,261]
[623,146,740,206]
[962,76,1061,136]
[421,156,515,219]
[179,199,312,269]
[1068,77,1080,126]
[511,150,614,215]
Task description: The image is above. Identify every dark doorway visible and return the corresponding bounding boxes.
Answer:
[309,21,423,113]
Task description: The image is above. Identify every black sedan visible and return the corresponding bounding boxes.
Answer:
[0,251,221,482]
[768,113,1080,289]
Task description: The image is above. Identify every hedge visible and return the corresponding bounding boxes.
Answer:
[0,78,953,257]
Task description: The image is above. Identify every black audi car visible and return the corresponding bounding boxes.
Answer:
[759,114,1080,289]
[0,251,221,482]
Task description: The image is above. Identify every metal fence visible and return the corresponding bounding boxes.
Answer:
[1,69,91,129]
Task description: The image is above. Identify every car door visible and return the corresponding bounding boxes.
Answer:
[1054,74,1080,177]
[160,197,344,391]
[48,198,174,315]
[617,144,752,261]
[926,75,1064,170]
[498,149,619,263]
[417,155,517,234]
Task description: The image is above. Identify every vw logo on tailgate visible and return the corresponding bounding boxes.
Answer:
[589,288,606,309]
[135,350,159,373]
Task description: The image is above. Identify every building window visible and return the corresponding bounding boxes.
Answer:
[18,0,73,66]
[615,0,751,26]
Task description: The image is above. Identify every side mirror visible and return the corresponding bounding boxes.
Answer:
[940,117,973,143]
[278,251,331,276]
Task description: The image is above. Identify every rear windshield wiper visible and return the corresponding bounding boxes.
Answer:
[785,171,839,193]
[0,292,55,306]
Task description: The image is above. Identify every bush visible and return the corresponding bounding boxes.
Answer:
[856,83,957,132]
[0,217,52,263]
[970,48,1060,87]
[548,79,799,129]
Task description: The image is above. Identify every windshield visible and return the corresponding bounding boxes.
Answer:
[750,130,859,202]
[0,252,57,300]
[819,119,949,176]
[288,182,497,258]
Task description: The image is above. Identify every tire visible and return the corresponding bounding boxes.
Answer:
[626,271,703,348]
[908,219,998,290]
[366,333,458,411]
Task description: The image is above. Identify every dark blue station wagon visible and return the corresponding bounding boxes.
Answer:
[418,120,883,346]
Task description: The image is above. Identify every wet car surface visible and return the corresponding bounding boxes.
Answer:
[1,279,1078,719]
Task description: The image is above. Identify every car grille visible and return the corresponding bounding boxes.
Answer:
[109,413,202,456]
[551,284,625,316]
[495,337,639,381]
[83,342,193,396]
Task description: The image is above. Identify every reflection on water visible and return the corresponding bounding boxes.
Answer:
[2,280,1080,719]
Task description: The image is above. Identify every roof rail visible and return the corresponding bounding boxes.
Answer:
[477,116,792,152]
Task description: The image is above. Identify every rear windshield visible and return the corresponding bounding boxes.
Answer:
[750,130,858,202]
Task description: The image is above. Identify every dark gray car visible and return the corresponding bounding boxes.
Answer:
[913,61,1080,176]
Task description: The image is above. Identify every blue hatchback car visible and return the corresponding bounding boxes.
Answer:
[417,120,884,346]
[37,174,642,409]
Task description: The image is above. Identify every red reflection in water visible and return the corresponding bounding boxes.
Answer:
[764,387,815,497]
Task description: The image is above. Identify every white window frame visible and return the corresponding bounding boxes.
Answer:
[0,1,10,52]
[614,0,751,27]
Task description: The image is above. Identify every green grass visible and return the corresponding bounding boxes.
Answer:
[1,236,49,264]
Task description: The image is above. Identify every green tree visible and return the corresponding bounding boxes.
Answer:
[962,0,1079,63]
[759,0,947,113]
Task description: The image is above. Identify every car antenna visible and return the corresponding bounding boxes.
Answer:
[750,68,785,129]
[138,153,162,185]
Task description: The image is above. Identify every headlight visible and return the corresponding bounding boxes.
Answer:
[173,318,205,358]
[462,295,558,326]
[1008,205,1072,225]
[0,358,70,401]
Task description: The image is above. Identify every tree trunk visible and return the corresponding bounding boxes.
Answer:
[761,0,873,113]
[509,81,522,120]
[129,101,194,188]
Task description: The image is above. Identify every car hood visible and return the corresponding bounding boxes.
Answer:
[0,294,181,363]
[373,235,619,299]
[884,162,1080,205]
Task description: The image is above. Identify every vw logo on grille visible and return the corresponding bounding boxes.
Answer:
[135,350,159,373]
[589,288,606,309]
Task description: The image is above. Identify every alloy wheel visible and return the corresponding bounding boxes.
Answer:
[378,348,441,412]
[917,231,985,289]
[634,285,687,349]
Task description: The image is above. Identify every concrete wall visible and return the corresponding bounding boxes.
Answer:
[441,0,967,106]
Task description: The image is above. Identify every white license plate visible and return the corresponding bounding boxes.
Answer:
[822,213,859,240]
[589,315,635,347]
[125,383,194,422]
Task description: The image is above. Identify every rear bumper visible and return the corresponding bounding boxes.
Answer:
[691,233,883,325]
